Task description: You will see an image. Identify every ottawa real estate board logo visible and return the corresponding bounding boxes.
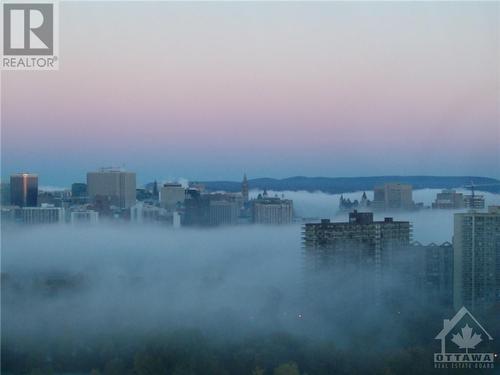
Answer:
[1,0,59,70]
[434,306,497,369]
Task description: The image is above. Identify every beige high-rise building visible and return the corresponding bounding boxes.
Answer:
[159,183,185,209]
[453,206,500,311]
[87,168,136,209]
[372,183,414,210]
[208,199,240,225]
[432,189,464,209]
[252,196,293,224]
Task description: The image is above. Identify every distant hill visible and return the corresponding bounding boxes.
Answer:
[195,176,500,194]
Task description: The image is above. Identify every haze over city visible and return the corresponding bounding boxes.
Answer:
[2,1,500,375]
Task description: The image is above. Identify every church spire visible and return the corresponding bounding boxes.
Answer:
[241,173,249,202]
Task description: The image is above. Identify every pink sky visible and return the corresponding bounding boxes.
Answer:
[1,2,499,185]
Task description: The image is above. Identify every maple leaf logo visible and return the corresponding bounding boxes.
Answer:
[451,324,483,353]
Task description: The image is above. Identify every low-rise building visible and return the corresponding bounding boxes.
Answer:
[70,209,99,224]
[15,205,64,224]
[131,202,162,223]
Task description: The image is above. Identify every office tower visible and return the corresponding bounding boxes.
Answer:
[208,199,240,225]
[87,168,136,209]
[160,183,186,209]
[242,174,249,202]
[252,196,293,224]
[453,206,500,311]
[10,173,38,207]
[71,183,88,204]
[15,205,64,224]
[463,194,485,209]
[303,211,411,302]
[372,183,414,211]
[71,183,87,197]
[432,189,464,209]
[183,192,240,226]
[70,209,99,224]
[183,188,207,226]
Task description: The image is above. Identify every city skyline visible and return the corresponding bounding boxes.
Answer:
[2,2,499,373]
[4,169,500,193]
[2,2,499,185]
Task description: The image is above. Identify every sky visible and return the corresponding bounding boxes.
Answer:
[1,2,499,186]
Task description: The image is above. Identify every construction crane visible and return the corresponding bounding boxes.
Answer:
[462,181,500,197]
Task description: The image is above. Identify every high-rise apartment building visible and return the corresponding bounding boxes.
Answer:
[87,168,136,209]
[303,211,411,302]
[304,211,411,270]
[10,173,38,207]
[406,241,454,307]
[453,206,500,311]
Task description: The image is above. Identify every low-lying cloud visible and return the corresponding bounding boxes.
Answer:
[2,189,499,373]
